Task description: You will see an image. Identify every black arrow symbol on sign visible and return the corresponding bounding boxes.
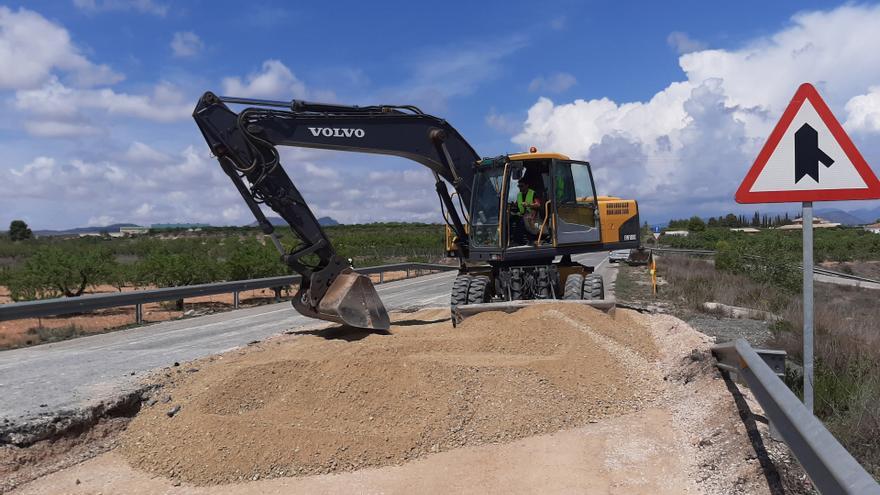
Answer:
[794,123,834,183]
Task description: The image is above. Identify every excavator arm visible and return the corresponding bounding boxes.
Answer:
[192,92,480,330]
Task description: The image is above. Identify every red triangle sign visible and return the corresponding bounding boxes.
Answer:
[736,83,880,203]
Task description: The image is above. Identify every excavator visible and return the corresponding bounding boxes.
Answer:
[193,92,640,331]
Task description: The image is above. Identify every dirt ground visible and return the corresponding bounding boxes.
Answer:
[6,304,785,494]
[0,271,410,349]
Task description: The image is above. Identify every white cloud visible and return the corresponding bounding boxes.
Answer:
[124,141,171,163]
[0,6,123,90]
[87,214,116,227]
[549,16,566,31]
[222,205,244,222]
[0,142,452,228]
[382,36,528,112]
[170,31,203,58]
[23,120,101,138]
[133,203,153,218]
[485,108,522,135]
[14,77,191,135]
[72,0,168,16]
[845,86,880,133]
[528,72,576,94]
[0,145,241,228]
[514,4,880,220]
[666,32,706,54]
[222,60,308,99]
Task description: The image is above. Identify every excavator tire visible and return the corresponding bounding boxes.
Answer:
[583,274,604,300]
[467,275,491,304]
[451,274,472,307]
[563,274,584,300]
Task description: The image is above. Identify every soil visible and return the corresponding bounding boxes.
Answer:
[118,304,659,485]
[820,260,880,280]
[0,271,412,350]
[0,418,128,493]
[7,304,793,494]
[615,264,775,347]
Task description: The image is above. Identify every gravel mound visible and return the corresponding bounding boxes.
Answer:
[120,304,658,485]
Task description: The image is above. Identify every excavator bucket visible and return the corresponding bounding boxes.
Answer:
[294,270,391,331]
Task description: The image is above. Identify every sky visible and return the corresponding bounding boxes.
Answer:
[3,0,880,229]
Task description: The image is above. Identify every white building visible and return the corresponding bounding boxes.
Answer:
[864,222,880,234]
[120,226,150,236]
[777,217,841,230]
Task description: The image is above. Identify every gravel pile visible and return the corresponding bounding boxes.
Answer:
[120,304,658,485]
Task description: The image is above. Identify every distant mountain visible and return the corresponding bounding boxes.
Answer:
[813,208,869,226]
[249,216,340,228]
[34,223,142,237]
[845,205,880,225]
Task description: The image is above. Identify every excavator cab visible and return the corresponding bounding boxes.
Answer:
[463,153,607,260]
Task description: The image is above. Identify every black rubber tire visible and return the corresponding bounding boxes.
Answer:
[563,274,584,300]
[451,274,472,306]
[583,274,604,300]
[467,275,491,304]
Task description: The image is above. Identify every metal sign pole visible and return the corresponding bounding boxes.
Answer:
[802,201,814,414]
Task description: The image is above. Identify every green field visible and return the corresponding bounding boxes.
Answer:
[660,226,880,263]
[0,223,447,302]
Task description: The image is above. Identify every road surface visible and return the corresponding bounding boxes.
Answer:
[0,253,609,430]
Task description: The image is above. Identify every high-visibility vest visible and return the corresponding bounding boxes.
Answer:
[517,189,535,214]
[556,175,566,201]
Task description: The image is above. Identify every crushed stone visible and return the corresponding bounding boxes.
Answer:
[119,304,659,485]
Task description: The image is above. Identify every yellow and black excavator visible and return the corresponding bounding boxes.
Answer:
[193,93,639,331]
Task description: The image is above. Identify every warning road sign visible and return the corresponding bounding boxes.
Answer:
[736,83,880,203]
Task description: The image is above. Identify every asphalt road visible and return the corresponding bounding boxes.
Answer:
[0,252,608,427]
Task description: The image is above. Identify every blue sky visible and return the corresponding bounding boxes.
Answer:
[2,1,880,228]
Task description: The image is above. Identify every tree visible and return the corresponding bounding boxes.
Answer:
[141,247,222,310]
[141,248,220,288]
[9,220,32,241]
[225,238,286,281]
[687,215,706,232]
[12,246,115,299]
[721,213,739,228]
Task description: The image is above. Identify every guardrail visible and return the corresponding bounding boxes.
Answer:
[712,339,880,495]
[0,262,457,324]
[652,247,880,285]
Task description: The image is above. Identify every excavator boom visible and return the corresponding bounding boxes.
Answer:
[192,92,480,330]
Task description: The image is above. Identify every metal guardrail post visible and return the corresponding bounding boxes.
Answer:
[135,304,143,325]
[379,272,384,284]
[233,291,240,309]
[712,339,880,494]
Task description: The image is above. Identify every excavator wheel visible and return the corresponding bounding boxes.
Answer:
[583,274,604,300]
[563,274,584,300]
[451,274,472,307]
[467,275,491,304]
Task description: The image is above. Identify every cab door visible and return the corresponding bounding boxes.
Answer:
[552,160,601,245]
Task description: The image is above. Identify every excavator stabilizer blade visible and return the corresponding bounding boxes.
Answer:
[315,272,391,330]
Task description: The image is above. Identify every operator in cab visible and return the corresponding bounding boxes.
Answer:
[513,178,543,245]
